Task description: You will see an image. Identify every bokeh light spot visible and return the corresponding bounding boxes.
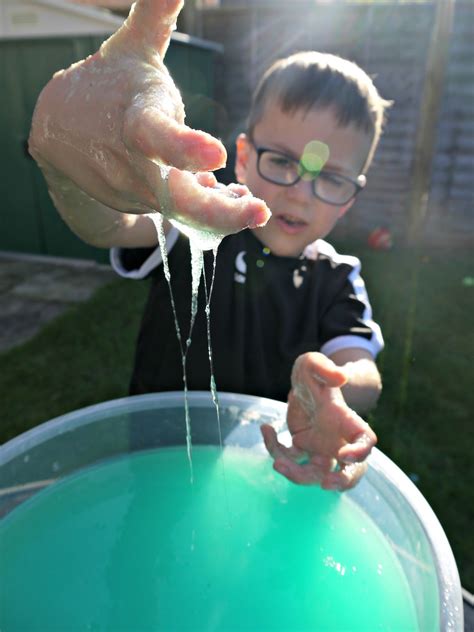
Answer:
[299,141,330,180]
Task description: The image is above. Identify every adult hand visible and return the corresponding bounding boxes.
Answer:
[261,352,377,491]
[29,0,270,237]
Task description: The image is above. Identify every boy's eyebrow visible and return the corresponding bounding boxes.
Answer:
[264,141,300,160]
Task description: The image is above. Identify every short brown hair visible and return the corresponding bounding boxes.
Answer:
[248,51,392,170]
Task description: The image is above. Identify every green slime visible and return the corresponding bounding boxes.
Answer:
[0,446,420,631]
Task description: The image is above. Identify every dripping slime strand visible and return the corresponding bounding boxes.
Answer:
[202,247,231,524]
[151,213,196,483]
[202,247,222,446]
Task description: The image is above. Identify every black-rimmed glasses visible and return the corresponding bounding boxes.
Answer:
[250,140,366,206]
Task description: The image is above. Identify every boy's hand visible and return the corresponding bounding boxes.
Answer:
[261,353,377,491]
[29,0,270,237]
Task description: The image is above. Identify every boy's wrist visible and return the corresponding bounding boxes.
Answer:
[339,359,382,414]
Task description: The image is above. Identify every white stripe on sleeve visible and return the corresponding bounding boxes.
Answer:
[110,226,179,280]
[317,240,385,358]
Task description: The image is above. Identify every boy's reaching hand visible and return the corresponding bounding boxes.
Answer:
[261,353,377,491]
[28,0,270,238]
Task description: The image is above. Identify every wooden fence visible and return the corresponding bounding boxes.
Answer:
[197,1,473,247]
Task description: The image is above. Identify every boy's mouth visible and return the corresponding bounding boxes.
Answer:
[275,214,307,234]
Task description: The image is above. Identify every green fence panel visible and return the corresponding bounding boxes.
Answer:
[1,40,44,255]
[0,34,219,263]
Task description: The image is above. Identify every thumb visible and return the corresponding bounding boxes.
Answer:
[292,352,348,390]
[108,0,184,59]
[124,105,227,172]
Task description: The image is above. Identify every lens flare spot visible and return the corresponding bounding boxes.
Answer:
[299,140,330,179]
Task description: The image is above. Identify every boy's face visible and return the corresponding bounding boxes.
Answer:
[235,102,373,257]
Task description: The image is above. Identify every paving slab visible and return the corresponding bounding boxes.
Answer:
[0,252,116,353]
[12,267,116,303]
[0,295,68,351]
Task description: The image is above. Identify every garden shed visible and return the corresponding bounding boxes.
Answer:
[0,0,222,262]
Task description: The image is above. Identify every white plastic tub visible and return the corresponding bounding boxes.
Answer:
[0,391,463,630]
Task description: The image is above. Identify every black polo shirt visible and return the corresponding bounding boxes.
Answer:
[111,229,383,402]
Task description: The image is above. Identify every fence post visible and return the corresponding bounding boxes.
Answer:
[405,0,455,245]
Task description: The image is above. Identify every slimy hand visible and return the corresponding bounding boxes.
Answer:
[261,353,377,491]
[29,0,270,238]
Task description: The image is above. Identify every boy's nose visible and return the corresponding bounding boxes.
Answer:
[287,177,314,204]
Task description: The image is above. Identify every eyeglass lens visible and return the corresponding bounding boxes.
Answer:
[258,150,357,204]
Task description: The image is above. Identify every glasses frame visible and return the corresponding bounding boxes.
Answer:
[249,139,366,207]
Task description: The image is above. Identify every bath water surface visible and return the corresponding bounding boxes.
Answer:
[0,445,420,631]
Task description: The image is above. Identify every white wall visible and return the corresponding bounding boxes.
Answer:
[0,0,123,39]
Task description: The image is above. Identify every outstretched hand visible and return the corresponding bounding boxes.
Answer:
[29,0,270,237]
[261,353,377,491]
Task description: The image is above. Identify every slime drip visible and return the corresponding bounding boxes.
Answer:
[203,247,222,444]
[203,249,231,520]
[151,213,194,481]
[150,213,223,482]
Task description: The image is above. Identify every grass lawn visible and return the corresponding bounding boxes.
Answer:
[0,243,472,591]
[355,244,473,593]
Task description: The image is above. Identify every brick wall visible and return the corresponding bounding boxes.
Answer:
[200,1,473,247]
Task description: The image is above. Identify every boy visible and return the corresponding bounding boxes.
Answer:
[29,0,389,490]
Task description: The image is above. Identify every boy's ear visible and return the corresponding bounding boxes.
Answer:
[338,198,355,218]
[234,133,250,184]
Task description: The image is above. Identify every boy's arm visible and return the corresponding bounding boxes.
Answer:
[261,352,379,491]
[328,348,382,415]
[28,0,270,248]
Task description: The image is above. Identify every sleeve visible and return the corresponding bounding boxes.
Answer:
[318,255,384,359]
[109,226,179,280]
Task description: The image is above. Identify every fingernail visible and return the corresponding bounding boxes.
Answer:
[247,203,271,229]
[201,143,226,167]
